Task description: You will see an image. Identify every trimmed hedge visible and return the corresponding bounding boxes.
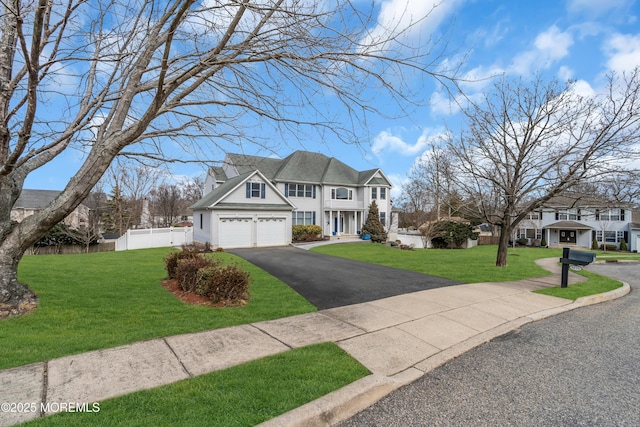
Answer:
[292,224,322,241]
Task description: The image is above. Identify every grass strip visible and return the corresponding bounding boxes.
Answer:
[23,343,370,427]
[534,269,623,301]
[311,244,564,282]
[1,248,314,370]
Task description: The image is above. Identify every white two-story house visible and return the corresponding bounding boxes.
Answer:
[515,195,640,251]
[191,151,393,248]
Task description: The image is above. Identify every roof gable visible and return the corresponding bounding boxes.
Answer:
[191,170,294,210]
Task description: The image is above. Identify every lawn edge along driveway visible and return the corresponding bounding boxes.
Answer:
[230,247,462,310]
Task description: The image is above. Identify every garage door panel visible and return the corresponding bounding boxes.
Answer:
[219,218,252,248]
[257,217,287,247]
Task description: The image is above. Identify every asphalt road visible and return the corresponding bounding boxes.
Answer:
[339,262,640,426]
[229,246,462,309]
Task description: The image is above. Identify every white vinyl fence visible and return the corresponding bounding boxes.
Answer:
[115,227,193,251]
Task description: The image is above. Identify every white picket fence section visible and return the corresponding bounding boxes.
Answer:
[115,227,193,251]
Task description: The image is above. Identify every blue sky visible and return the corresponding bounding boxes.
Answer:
[25,0,640,199]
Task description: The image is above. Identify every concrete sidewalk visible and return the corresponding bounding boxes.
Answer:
[0,258,630,427]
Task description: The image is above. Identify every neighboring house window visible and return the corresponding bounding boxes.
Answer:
[617,231,625,242]
[286,183,315,198]
[597,209,623,221]
[332,187,352,200]
[380,188,386,200]
[517,228,542,239]
[380,211,386,226]
[527,211,540,220]
[556,209,580,221]
[292,211,315,225]
[246,182,266,199]
[371,187,377,199]
[597,230,618,243]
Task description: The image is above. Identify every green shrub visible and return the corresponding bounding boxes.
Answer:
[164,245,202,279]
[620,239,628,251]
[516,238,529,246]
[592,238,599,250]
[541,236,547,247]
[600,243,617,251]
[196,264,251,304]
[175,256,215,292]
[292,224,322,241]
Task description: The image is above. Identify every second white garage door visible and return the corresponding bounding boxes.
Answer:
[218,217,252,248]
[257,217,287,247]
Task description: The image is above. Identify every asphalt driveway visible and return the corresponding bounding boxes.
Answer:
[229,246,462,309]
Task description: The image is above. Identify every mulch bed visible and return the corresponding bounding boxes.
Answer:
[161,279,247,308]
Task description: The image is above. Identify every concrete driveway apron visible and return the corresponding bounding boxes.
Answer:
[229,246,462,309]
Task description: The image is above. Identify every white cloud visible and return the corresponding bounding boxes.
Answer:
[604,33,640,73]
[371,128,447,160]
[511,26,574,75]
[558,65,575,81]
[359,0,466,54]
[567,0,630,15]
[387,173,408,199]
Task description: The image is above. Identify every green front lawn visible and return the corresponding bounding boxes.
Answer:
[24,343,369,427]
[312,243,564,282]
[1,248,315,370]
[312,243,623,300]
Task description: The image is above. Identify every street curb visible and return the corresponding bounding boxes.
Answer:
[256,369,423,427]
[259,282,631,427]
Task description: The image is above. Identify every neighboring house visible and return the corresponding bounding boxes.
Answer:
[515,195,640,251]
[10,189,90,229]
[192,151,394,248]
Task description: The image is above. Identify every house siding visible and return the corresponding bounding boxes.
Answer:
[193,151,393,248]
[517,207,635,249]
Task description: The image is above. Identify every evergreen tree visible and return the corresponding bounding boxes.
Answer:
[362,201,387,243]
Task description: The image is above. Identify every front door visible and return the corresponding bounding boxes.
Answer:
[559,229,577,244]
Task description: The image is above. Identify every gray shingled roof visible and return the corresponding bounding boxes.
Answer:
[14,189,61,209]
[222,151,390,187]
[226,154,283,178]
[191,172,253,209]
[208,166,228,182]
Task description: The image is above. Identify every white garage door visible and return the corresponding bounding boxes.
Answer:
[218,218,252,248]
[257,217,287,247]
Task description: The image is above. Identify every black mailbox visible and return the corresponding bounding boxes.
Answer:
[559,247,596,287]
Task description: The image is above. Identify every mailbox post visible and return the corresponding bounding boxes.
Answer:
[559,247,596,288]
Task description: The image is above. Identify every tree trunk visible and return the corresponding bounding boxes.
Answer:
[0,245,38,318]
[496,225,511,267]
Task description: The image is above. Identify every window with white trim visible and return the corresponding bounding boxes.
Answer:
[380,188,386,200]
[597,209,623,221]
[292,211,315,225]
[557,209,579,220]
[380,211,386,226]
[287,183,313,198]
[517,228,542,239]
[332,187,352,200]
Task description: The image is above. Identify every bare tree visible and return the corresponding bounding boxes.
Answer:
[150,183,182,227]
[450,72,640,267]
[0,0,459,315]
[99,160,160,230]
